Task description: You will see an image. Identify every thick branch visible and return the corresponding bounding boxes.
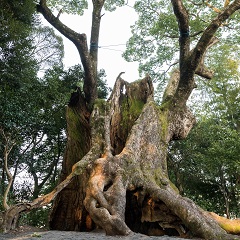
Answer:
[148,185,234,239]
[172,0,240,106]
[191,0,240,72]
[195,37,219,79]
[37,0,97,107]
[89,0,105,72]
[83,0,105,106]
[36,1,84,48]
[171,0,190,68]
[207,212,240,235]
[163,69,180,102]
[2,172,75,233]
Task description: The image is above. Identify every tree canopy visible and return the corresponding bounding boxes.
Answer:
[124,0,240,84]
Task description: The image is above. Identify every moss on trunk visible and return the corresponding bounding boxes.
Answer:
[49,90,92,231]
[2,76,240,240]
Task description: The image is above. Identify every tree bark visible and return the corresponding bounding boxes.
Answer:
[36,0,103,107]
[2,75,240,239]
[2,0,240,239]
[49,89,92,231]
[0,129,15,211]
[3,145,14,211]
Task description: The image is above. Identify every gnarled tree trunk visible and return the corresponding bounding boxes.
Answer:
[2,1,240,239]
[49,90,92,231]
[48,73,238,239]
[1,74,240,240]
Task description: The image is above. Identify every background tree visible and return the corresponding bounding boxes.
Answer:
[0,0,64,222]
[168,42,240,219]
[168,119,240,218]
[0,0,39,212]
[124,0,239,83]
[0,62,109,226]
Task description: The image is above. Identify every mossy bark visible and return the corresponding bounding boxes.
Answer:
[34,1,240,237]
[49,90,92,231]
[2,75,240,239]
[47,75,236,239]
[2,0,240,237]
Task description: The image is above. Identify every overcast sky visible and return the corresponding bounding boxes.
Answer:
[42,2,140,88]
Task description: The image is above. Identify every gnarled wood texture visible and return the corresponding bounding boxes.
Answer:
[2,75,240,239]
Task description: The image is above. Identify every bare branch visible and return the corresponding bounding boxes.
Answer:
[224,0,231,7]
[191,30,204,37]
[36,0,98,107]
[172,0,240,105]
[171,0,190,68]
[56,8,63,19]
[205,0,222,13]
[192,0,240,70]
[36,1,81,43]
[164,30,204,39]
[195,37,219,79]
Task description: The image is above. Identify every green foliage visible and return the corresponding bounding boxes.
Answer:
[104,0,126,12]
[45,64,110,99]
[124,0,240,87]
[168,117,240,216]
[97,69,111,99]
[0,65,68,195]
[20,206,52,228]
[0,1,64,88]
[124,1,178,81]
[0,0,36,31]
[0,0,40,139]
[0,62,110,201]
[47,0,88,15]
[167,36,240,216]
[0,0,38,89]
[46,0,130,16]
[0,0,66,222]
[193,43,240,129]
[47,0,129,12]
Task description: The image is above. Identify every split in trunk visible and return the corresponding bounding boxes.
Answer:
[2,0,240,238]
[2,74,240,240]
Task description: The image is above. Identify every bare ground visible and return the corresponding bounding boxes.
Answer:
[0,226,194,240]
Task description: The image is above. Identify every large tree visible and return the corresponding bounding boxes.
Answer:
[1,0,240,239]
[167,40,240,219]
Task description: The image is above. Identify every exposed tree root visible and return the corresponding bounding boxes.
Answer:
[207,212,240,235]
[2,76,240,240]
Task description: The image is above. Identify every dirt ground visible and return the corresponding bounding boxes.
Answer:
[0,226,192,240]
